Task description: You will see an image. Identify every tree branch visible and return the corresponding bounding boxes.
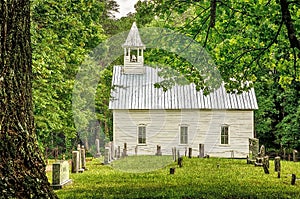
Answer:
[280,0,300,50]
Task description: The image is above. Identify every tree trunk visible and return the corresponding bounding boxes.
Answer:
[0,1,57,198]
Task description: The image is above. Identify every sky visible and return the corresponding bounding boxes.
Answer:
[114,0,139,18]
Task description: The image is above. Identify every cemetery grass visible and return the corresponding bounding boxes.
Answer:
[48,156,300,199]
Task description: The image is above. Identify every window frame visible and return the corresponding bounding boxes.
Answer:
[220,124,229,145]
[179,125,188,145]
[137,124,146,145]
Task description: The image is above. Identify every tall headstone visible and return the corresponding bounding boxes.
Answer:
[260,145,265,157]
[199,144,204,158]
[135,145,138,156]
[52,160,72,189]
[156,145,162,156]
[81,146,86,170]
[71,151,79,173]
[188,148,192,158]
[77,144,82,169]
[95,139,101,157]
[104,147,110,164]
[110,142,114,160]
[122,143,127,157]
[249,138,259,159]
[293,150,298,162]
[117,146,121,159]
[275,156,281,172]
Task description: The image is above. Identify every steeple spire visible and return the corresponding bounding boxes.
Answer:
[122,22,146,74]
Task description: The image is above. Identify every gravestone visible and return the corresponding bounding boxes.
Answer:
[95,139,101,157]
[230,150,234,159]
[170,168,175,174]
[275,156,281,172]
[199,144,204,158]
[283,148,286,160]
[81,146,86,170]
[117,146,121,159]
[260,145,265,157]
[77,144,82,170]
[172,147,177,162]
[156,145,162,156]
[122,143,127,157]
[135,146,138,156]
[263,164,269,174]
[71,151,79,173]
[177,149,180,159]
[293,150,298,162]
[188,148,192,158]
[110,142,114,160]
[249,138,259,159]
[52,160,72,189]
[263,156,269,169]
[291,174,296,185]
[104,147,110,164]
[178,157,183,168]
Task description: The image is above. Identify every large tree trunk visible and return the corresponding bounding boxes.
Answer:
[0,1,57,198]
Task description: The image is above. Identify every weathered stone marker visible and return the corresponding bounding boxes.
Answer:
[81,146,86,170]
[156,145,162,156]
[291,174,296,185]
[293,150,298,162]
[77,144,82,170]
[188,148,192,158]
[264,156,269,169]
[263,164,269,174]
[71,151,79,173]
[95,139,101,157]
[249,138,259,159]
[260,145,265,157]
[135,145,138,156]
[104,147,110,164]
[170,168,175,174]
[275,156,281,172]
[117,146,121,159]
[178,157,183,168]
[52,160,72,189]
[122,143,127,157]
[199,144,204,158]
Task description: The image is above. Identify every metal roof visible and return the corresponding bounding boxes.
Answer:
[109,66,258,110]
[122,22,145,48]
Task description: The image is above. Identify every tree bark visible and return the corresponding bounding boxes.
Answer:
[0,1,57,198]
[280,0,300,50]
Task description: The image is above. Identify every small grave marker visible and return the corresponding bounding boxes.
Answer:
[95,139,101,157]
[52,160,72,189]
[275,156,281,172]
[293,150,298,162]
[199,144,204,158]
[81,146,86,170]
[122,143,127,157]
[156,145,162,156]
[178,157,183,168]
[170,168,175,174]
[71,151,79,173]
[291,174,296,185]
[188,148,192,158]
[104,147,110,164]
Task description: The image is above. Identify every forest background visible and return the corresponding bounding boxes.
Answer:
[31,0,300,158]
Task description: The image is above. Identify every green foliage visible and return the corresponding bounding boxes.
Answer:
[50,157,300,198]
[31,0,108,151]
[134,1,300,149]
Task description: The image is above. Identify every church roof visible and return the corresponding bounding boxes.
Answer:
[109,66,258,110]
[122,22,145,48]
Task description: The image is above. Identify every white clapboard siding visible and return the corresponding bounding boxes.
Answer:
[113,109,254,158]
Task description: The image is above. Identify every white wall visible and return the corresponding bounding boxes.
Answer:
[113,109,254,158]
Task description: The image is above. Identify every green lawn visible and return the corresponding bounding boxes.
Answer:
[48,156,300,199]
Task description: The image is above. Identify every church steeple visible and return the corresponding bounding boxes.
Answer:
[122,22,146,74]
